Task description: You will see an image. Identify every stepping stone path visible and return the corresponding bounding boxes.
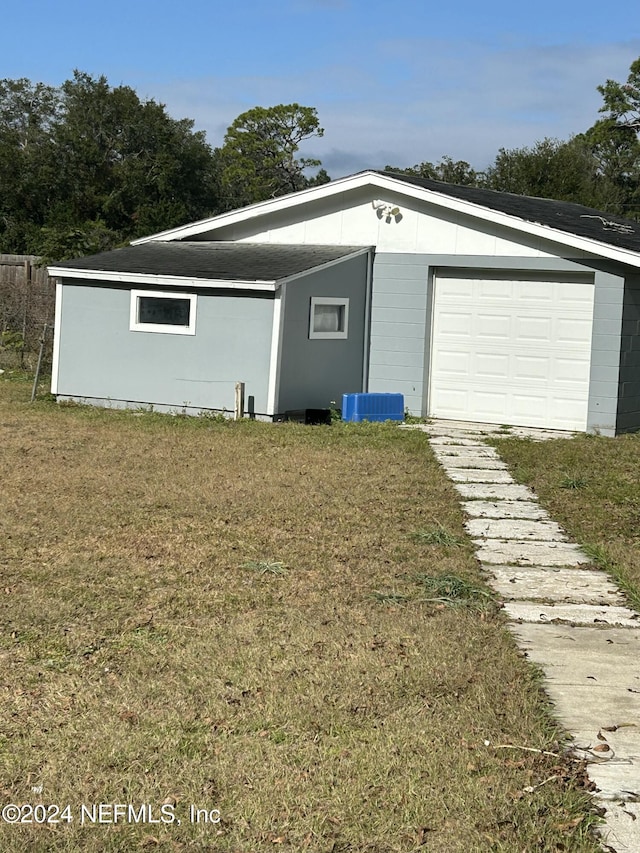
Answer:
[410,420,640,852]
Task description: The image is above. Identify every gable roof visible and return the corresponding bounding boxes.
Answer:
[377,171,640,253]
[131,170,640,269]
[49,242,369,290]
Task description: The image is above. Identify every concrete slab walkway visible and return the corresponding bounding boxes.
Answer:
[409,420,640,852]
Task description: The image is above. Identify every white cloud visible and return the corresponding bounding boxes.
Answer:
[148,38,640,178]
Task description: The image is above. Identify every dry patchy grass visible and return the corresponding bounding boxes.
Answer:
[494,432,640,608]
[0,380,601,852]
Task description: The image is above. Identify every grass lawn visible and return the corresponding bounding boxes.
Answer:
[0,378,602,852]
[494,431,640,610]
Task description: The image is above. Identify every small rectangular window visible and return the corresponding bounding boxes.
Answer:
[130,290,197,335]
[309,297,349,340]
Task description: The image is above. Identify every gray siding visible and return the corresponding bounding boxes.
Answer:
[588,271,624,435]
[276,254,369,413]
[369,254,430,414]
[56,281,274,414]
[617,274,640,433]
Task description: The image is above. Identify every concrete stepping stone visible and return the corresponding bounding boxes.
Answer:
[594,801,640,853]
[424,429,500,440]
[435,456,509,469]
[453,482,535,501]
[426,419,504,430]
[484,565,626,604]
[475,539,588,566]
[507,426,576,441]
[446,469,514,483]
[462,500,549,520]
[466,517,568,541]
[504,601,640,627]
[427,436,492,448]
[431,446,500,458]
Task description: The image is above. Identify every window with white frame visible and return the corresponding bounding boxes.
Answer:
[309,297,349,340]
[130,290,197,335]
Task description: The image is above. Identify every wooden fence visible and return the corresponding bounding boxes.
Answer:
[0,254,55,370]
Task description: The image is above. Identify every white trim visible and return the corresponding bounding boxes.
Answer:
[46,267,277,291]
[129,171,640,269]
[50,280,63,394]
[362,249,374,391]
[266,290,284,415]
[129,290,197,335]
[309,297,349,340]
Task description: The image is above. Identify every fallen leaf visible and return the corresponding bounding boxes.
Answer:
[597,731,608,741]
[593,743,611,752]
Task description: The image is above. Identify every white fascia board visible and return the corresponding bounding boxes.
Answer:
[266,289,284,416]
[50,280,63,395]
[128,170,640,269]
[275,247,373,286]
[382,179,640,270]
[47,267,277,291]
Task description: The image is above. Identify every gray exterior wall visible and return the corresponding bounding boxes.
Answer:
[276,253,369,413]
[56,281,274,414]
[368,254,629,434]
[368,254,429,414]
[617,274,640,433]
[588,269,624,435]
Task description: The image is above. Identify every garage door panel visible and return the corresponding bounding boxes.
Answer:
[475,353,510,378]
[556,282,594,309]
[556,317,593,344]
[518,281,554,302]
[476,314,511,339]
[431,387,470,414]
[511,393,548,419]
[433,349,471,376]
[513,355,550,381]
[437,311,473,336]
[554,356,591,383]
[438,279,474,300]
[478,280,513,300]
[430,274,594,431]
[515,316,552,342]
[473,390,509,417]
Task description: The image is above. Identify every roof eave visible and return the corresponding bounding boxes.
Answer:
[47,267,278,291]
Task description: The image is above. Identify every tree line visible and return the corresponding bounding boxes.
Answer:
[1,59,639,262]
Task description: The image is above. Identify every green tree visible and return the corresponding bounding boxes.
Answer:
[0,78,61,251]
[483,137,598,199]
[0,71,219,259]
[216,104,328,209]
[580,57,640,218]
[385,156,479,186]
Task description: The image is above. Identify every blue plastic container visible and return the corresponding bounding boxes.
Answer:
[342,393,404,423]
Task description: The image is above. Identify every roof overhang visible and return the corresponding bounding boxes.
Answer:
[48,246,372,289]
[46,267,279,291]
[131,171,640,270]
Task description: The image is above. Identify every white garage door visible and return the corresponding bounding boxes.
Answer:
[429,272,595,431]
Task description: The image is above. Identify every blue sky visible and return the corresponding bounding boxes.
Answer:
[3,0,640,177]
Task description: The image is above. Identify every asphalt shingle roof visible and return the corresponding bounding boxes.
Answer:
[54,242,367,282]
[378,170,640,253]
